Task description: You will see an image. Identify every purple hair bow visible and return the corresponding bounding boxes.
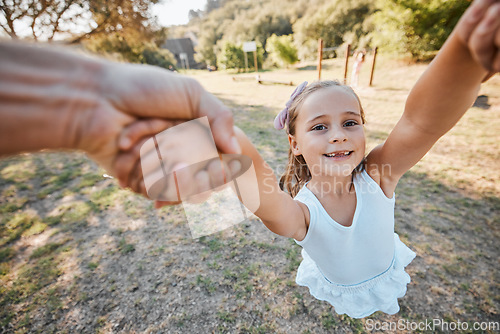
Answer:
[274,81,308,130]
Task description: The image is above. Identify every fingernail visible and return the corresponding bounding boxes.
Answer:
[120,137,131,150]
[231,136,242,154]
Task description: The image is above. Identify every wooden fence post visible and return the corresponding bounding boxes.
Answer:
[369,46,378,86]
[317,38,323,81]
[253,51,258,72]
[343,44,351,84]
[244,52,248,72]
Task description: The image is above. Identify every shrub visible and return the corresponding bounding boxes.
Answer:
[266,34,298,68]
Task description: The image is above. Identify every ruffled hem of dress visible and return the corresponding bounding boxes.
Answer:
[295,233,416,319]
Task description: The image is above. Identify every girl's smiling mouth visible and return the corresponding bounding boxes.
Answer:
[323,151,353,158]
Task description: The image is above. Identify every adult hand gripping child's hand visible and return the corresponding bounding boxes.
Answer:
[455,0,500,75]
[113,118,245,207]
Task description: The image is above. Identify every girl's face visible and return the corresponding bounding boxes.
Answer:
[289,86,366,179]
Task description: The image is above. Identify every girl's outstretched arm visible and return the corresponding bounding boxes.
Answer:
[233,126,309,240]
[366,0,498,196]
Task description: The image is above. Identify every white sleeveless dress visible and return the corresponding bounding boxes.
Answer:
[294,170,416,318]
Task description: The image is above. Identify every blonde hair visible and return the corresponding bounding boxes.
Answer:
[279,80,366,197]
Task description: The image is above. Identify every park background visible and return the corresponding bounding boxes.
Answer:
[1,0,499,332]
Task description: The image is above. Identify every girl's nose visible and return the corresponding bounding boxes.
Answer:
[328,128,348,143]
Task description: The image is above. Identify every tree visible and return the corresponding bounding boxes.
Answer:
[250,12,293,50]
[192,0,294,65]
[217,41,245,70]
[188,9,202,22]
[293,0,375,59]
[266,34,298,67]
[371,0,470,59]
[84,30,175,68]
[195,21,221,67]
[0,0,88,41]
[0,0,161,43]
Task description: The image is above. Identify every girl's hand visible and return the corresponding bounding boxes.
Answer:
[455,0,500,73]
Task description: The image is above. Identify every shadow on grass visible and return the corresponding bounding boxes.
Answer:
[472,95,491,110]
[297,65,317,71]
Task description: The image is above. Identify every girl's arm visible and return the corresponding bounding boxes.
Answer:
[366,0,498,196]
[233,126,309,240]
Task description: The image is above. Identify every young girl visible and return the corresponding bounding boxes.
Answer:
[351,49,366,87]
[115,0,498,319]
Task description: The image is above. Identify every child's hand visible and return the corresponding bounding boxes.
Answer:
[114,118,245,208]
[455,0,500,73]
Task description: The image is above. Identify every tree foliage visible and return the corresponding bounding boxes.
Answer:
[266,34,298,67]
[217,41,245,70]
[216,41,264,71]
[371,0,470,59]
[84,31,175,68]
[1,0,474,66]
[0,0,175,68]
[187,0,470,64]
[293,0,375,59]
[0,0,161,43]
[194,21,221,67]
[1,0,88,41]
[193,0,296,66]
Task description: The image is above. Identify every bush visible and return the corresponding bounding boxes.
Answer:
[140,45,176,68]
[266,34,298,68]
[217,41,245,71]
[371,0,469,60]
[293,0,375,60]
[217,41,264,71]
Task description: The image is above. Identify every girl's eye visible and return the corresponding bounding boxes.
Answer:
[312,124,326,131]
[343,121,358,127]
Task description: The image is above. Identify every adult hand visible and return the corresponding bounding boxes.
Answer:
[99,62,241,155]
[0,42,240,194]
[92,62,241,185]
[112,118,244,207]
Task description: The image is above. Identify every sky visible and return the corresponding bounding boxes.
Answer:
[152,0,207,27]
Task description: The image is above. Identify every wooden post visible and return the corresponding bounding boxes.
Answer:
[343,44,351,84]
[253,50,258,72]
[369,46,378,86]
[317,38,323,81]
[244,52,248,72]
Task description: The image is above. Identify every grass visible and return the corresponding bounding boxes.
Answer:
[0,57,498,332]
[117,237,135,254]
[1,211,41,247]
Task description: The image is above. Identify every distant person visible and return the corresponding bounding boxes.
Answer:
[0,41,242,199]
[350,49,366,87]
[118,0,498,318]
